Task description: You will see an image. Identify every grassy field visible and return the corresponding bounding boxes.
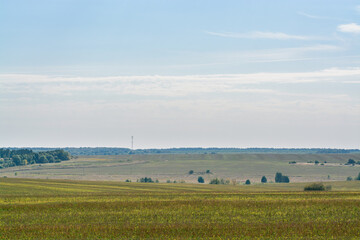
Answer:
[0,178,360,239]
[1,153,360,183]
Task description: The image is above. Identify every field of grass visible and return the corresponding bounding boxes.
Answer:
[0,178,360,239]
[1,153,360,183]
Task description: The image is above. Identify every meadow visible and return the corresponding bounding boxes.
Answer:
[1,178,360,239]
[1,153,360,183]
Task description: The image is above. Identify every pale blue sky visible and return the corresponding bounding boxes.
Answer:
[1,0,359,148]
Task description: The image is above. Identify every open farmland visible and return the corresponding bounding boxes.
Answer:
[1,153,360,183]
[0,178,360,239]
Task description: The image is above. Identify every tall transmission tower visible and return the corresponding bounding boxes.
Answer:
[131,136,134,150]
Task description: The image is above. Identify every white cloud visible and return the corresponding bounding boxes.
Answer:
[337,23,360,34]
[1,68,359,98]
[205,31,318,40]
[1,70,359,149]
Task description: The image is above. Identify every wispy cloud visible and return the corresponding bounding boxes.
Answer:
[205,31,319,40]
[297,11,349,21]
[297,11,327,20]
[337,23,360,34]
[187,44,342,64]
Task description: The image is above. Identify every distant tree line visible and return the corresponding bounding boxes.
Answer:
[11,147,360,156]
[0,148,70,169]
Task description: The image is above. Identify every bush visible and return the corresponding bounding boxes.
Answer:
[304,183,325,191]
[289,161,296,164]
[206,170,211,174]
[261,176,267,183]
[209,178,229,185]
[245,179,251,185]
[314,160,319,165]
[347,176,353,181]
[209,178,220,184]
[125,179,131,182]
[188,170,194,175]
[198,176,204,183]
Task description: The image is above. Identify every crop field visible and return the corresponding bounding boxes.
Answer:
[1,153,360,183]
[1,178,360,239]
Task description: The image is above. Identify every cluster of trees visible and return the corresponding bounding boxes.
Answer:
[346,159,360,166]
[275,172,290,183]
[197,173,288,185]
[189,170,211,175]
[0,148,70,169]
[137,177,161,183]
[138,177,155,183]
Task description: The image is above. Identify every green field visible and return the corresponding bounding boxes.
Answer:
[0,178,360,239]
[1,153,360,183]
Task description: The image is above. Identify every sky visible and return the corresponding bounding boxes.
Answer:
[0,0,359,148]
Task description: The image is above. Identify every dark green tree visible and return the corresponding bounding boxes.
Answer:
[38,155,48,163]
[275,172,290,183]
[281,176,290,183]
[12,155,21,165]
[198,176,205,183]
[275,172,283,183]
[47,155,55,163]
[245,179,251,185]
[347,159,356,165]
[261,176,267,183]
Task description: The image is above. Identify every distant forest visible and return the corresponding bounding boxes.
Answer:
[8,147,360,156]
[0,149,70,169]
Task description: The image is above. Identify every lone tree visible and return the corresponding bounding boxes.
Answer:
[198,176,204,183]
[245,179,251,185]
[188,170,194,175]
[261,176,267,183]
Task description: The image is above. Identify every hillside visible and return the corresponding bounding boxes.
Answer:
[1,153,360,183]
